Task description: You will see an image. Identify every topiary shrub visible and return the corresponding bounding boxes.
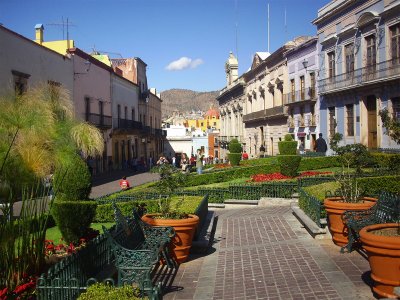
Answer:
[277,155,302,177]
[77,283,144,300]
[51,200,97,243]
[228,138,242,166]
[278,135,297,155]
[53,155,92,201]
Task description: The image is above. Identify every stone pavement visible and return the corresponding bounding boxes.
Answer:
[164,201,375,300]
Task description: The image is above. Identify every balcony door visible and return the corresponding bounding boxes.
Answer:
[366,95,377,149]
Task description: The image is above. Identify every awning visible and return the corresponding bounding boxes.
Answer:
[297,132,306,137]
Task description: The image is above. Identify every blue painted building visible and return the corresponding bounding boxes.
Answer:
[313,0,400,151]
[285,37,319,151]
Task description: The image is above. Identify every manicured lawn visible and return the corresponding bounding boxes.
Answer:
[46,222,114,242]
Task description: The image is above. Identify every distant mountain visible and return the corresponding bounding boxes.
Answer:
[160,89,219,119]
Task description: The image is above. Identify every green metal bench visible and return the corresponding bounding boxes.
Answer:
[341,192,400,253]
[102,203,176,299]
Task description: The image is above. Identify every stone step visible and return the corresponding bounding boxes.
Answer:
[290,202,326,239]
[208,203,225,208]
[224,199,259,205]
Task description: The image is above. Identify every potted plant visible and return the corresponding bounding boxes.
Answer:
[142,164,199,263]
[356,108,400,299]
[324,147,377,247]
[359,221,400,298]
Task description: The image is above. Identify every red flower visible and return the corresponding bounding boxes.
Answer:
[0,287,8,299]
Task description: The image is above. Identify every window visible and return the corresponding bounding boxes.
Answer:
[124,106,127,120]
[85,97,91,121]
[143,114,146,126]
[366,35,376,70]
[390,23,400,64]
[328,107,336,137]
[117,104,121,127]
[99,101,104,125]
[346,104,354,136]
[201,122,204,126]
[12,70,30,95]
[213,122,217,126]
[310,73,316,98]
[150,116,153,128]
[328,51,335,78]
[131,108,135,121]
[310,104,316,126]
[300,106,305,126]
[290,79,295,102]
[300,76,305,100]
[139,114,142,123]
[345,43,354,76]
[392,97,400,121]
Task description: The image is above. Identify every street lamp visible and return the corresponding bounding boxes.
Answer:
[302,59,308,70]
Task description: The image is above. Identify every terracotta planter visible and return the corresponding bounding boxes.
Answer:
[142,214,199,263]
[360,223,400,299]
[324,197,377,246]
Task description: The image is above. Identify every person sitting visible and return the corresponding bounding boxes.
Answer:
[119,176,131,190]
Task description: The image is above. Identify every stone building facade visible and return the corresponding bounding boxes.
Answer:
[313,0,400,151]
[217,52,245,159]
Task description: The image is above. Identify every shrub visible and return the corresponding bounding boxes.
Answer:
[94,196,203,223]
[284,134,294,141]
[51,201,97,243]
[357,175,400,196]
[228,153,241,166]
[277,155,302,177]
[77,283,144,300]
[370,153,400,170]
[278,141,297,155]
[53,155,92,201]
[228,139,242,153]
[299,156,341,170]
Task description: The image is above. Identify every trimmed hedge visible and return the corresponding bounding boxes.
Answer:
[53,155,92,201]
[277,155,302,177]
[94,196,203,223]
[228,153,241,166]
[299,156,341,171]
[228,139,242,153]
[51,200,97,243]
[357,175,400,195]
[77,283,144,300]
[370,153,400,170]
[278,141,297,155]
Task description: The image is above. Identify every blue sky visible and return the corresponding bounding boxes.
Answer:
[0,0,329,92]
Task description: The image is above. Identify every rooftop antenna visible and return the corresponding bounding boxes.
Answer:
[46,17,76,49]
[235,0,239,58]
[285,6,287,41]
[268,3,270,53]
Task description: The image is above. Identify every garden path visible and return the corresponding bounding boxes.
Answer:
[164,200,374,300]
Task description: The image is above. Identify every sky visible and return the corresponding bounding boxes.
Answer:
[0,0,330,92]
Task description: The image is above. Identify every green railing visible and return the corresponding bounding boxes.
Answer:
[36,229,115,299]
[298,187,324,228]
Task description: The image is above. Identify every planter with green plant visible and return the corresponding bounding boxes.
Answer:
[355,108,400,299]
[142,164,199,263]
[227,138,242,166]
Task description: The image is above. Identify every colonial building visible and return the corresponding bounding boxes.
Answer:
[217,52,246,159]
[0,24,73,97]
[68,48,113,174]
[284,37,320,151]
[243,38,310,156]
[313,0,400,151]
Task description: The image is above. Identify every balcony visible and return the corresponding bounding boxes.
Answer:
[141,126,151,134]
[298,117,305,127]
[288,117,295,128]
[86,113,112,129]
[243,106,286,123]
[319,59,400,95]
[283,87,317,105]
[307,115,317,127]
[113,118,143,130]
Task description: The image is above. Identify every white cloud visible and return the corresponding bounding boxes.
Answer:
[166,57,204,71]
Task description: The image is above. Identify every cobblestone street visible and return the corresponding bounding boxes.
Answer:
[164,202,374,300]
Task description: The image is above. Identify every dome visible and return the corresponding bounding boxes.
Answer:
[204,107,220,118]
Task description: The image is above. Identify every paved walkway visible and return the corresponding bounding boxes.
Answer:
[164,201,374,300]
[90,169,159,198]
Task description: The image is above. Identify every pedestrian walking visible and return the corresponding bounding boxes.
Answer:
[315,133,328,154]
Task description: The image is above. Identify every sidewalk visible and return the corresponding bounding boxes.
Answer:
[164,200,374,300]
[90,169,159,198]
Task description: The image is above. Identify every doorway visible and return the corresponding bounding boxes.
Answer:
[311,134,316,152]
[366,95,377,149]
[270,137,273,156]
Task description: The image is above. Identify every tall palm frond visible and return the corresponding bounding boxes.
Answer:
[70,122,104,158]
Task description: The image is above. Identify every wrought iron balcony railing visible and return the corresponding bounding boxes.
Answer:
[113,118,143,130]
[319,59,400,94]
[283,87,317,105]
[86,113,112,129]
[243,106,286,122]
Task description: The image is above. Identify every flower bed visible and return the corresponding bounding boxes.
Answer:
[0,276,36,300]
[249,171,332,182]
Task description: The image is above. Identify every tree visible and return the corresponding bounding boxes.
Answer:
[379,108,400,144]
